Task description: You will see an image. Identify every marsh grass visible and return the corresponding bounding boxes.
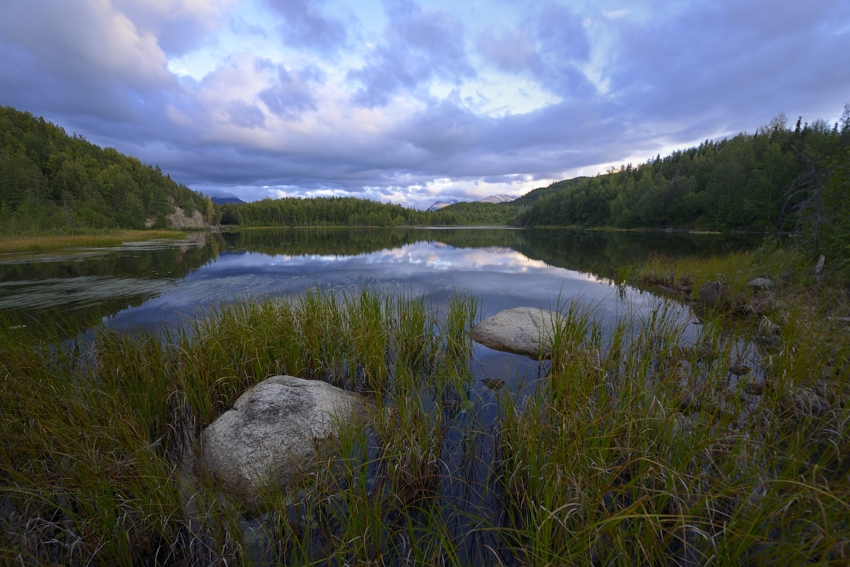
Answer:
[1,276,849,565]
[0,229,186,254]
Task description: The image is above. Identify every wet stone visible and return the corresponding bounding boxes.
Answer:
[470,307,561,359]
[481,378,506,391]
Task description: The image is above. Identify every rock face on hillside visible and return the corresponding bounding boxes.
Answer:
[194,375,371,511]
[166,206,206,229]
[471,307,560,358]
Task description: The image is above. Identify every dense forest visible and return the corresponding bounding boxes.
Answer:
[518,109,850,243]
[0,106,214,233]
[220,196,516,227]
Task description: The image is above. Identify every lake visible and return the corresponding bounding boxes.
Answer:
[0,227,756,332]
[0,226,760,410]
[0,227,762,564]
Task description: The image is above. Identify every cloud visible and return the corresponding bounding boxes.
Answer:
[476,2,593,97]
[112,0,235,56]
[348,0,475,107]
[264,0,348,53]
[258,62,321,119]
[1,0,849,210]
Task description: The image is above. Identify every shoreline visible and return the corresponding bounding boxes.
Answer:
[0,229,188,254]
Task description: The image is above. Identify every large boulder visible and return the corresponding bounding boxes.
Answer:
[194,375,370,511]
[470,307,560,358]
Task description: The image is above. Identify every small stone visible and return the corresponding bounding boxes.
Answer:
[728,363,750,376]
[747,278,775,291]
[698,281,724,305]
[481,378,506,391]
[470,307,562,358]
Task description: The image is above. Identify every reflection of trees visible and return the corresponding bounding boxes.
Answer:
[1,229,759,339]
[512,231,759,281]
[222,227,758,282]
[0,234,224,337]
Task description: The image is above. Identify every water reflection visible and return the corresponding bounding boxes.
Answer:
[0,227,756,337]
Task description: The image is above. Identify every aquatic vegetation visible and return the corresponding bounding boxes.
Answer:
[0,280,848,565]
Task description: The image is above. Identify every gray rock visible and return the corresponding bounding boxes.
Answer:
[747,277,775,291]
[167,206,206,228]
[698,281,724,305]
[194,375,370,511]
[470,307,561,358]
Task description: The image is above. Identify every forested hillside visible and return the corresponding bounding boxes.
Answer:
[0,106,212,233]
[519,110,850,236]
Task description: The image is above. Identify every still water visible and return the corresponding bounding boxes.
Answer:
[0,227,758,398]
[0,227,755,334]
[0,226,758,417]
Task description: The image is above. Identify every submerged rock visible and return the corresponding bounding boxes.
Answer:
[194,375,370,512]
[728,363,751,376]
[481,378,506,391]
[470,307,560,358]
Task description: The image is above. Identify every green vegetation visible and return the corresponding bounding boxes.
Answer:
[2,259,848,564]
[0,229,186,254]
[0,106,216,233]
[519,108,850,238]
[221,195,518,228]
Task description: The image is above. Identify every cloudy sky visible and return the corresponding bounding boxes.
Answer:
[1,0,848,208]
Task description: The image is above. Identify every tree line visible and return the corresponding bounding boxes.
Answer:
[518,108,850,250]
[220,196,515,227]
[0,106,214,233]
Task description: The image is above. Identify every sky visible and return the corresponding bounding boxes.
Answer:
[1,0,849,208]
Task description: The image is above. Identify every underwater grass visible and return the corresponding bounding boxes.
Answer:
[0,274,848,565]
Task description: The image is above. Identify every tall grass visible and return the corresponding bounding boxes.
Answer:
[1,276,848,565]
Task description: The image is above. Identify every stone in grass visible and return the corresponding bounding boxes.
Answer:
[698,281,724,305]
[471,307,561,359]
[747,278,775,291]
[194,375,371,513]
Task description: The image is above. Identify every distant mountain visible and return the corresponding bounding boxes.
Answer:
[211,196,245,205]
[478,194,516,204]
[427,199,458,211]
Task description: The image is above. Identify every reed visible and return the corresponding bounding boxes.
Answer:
[1,270,848,565]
